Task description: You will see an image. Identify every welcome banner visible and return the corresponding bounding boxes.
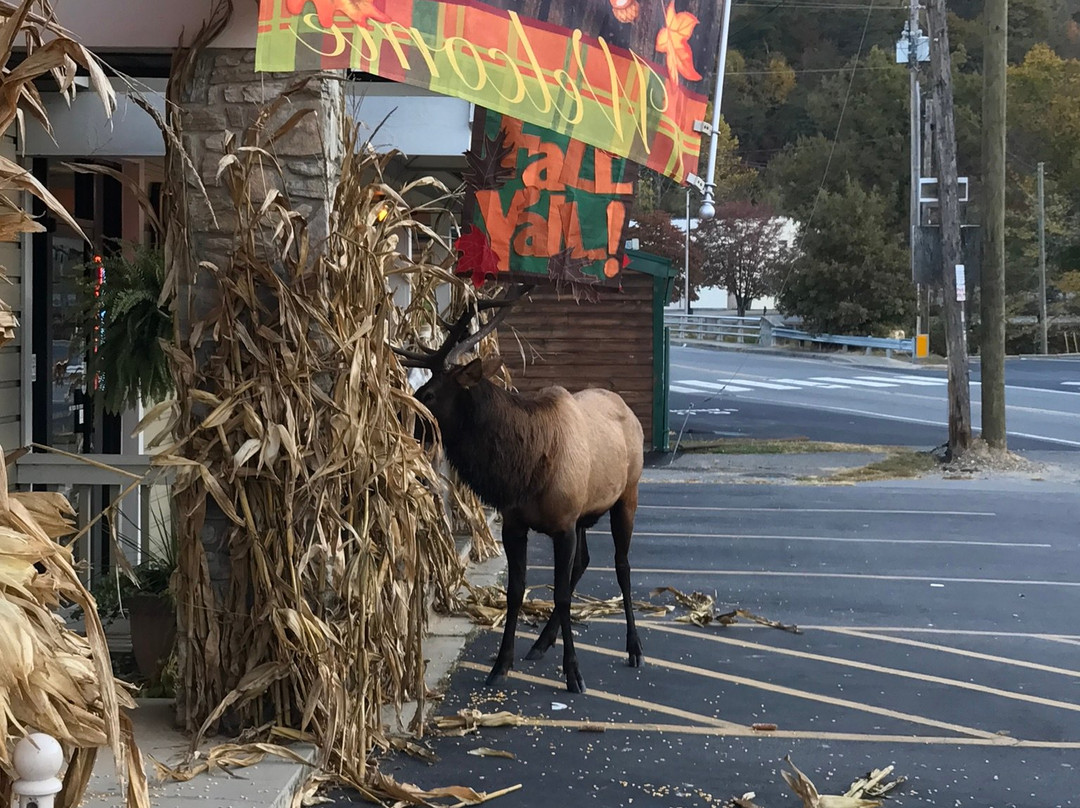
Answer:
[457,110,635,294]
[255,0,724,181]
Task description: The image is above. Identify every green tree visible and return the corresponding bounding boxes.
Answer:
[695,201,792,316]
[628,211,703,304]
[764,47,909,226]
[776,181,914,335]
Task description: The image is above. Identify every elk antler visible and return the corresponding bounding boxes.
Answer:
[392,283,532,370]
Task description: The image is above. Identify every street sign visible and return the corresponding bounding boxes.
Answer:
[955,264,966,302]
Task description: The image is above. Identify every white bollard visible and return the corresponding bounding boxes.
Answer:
[12,733,64,808]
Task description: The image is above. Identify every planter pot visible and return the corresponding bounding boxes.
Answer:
[127,594,176,679]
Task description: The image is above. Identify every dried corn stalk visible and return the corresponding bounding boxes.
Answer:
[160,95,501,793]
[0,458,148,807]
[0,2,147,806]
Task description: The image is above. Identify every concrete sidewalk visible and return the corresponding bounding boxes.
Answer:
[81,551,506,808]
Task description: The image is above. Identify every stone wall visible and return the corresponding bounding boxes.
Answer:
[171,48,344,729]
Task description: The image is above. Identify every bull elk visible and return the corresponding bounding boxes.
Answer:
[393,285,644,693]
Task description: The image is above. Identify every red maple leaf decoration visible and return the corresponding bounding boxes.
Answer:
[655,1,702,91]
[455,226,502,289]
[286,0,390,27]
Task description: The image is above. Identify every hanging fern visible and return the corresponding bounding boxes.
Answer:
[79,244,173,415]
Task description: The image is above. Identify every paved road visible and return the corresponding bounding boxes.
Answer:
[668,347,1080,451]
[333,476,1080,808]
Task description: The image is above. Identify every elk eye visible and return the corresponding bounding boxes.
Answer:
[420,390,435,405]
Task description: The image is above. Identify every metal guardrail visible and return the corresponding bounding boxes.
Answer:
[770,326,914,357]
[664,313,915,357]
[665,313,761,344]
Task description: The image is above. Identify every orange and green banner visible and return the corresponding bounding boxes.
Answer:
[255,0,724,182]
[456,110,635,296]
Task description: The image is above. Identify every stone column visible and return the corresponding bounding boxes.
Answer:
[171,47,344,729]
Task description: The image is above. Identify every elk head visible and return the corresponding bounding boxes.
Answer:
[392,284,531,443]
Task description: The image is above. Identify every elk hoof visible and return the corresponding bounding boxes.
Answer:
[564,667,586,694]
[485,664,511,688]
[525,636,554,660]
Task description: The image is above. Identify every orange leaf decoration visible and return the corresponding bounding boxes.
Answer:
[286,0,391,27]
[655,1,702,87]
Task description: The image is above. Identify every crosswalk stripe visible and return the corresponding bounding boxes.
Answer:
[674,380,754,393]
[857,375,946,386]
[811,376,898,388]
[772,378,847,388]
[712,379,802,390]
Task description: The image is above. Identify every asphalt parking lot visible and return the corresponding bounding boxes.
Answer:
[335,473,1080,808]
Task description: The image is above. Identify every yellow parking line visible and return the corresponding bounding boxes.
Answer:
[458,661,742,730]
[522,718,1080,749]
[603,620,1080,714]
[815,626,1080,679]
[539,566,1080,588]
[493,632,1000,739]
[798,626,1080,640]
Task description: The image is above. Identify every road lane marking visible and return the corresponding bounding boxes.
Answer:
[811,376,899,388]
[547,567,1080,588]
[637,505,998,517]
[633,531,1049,548]
[700,396,1080,447]
[816,627,1080,679]
[601,620,1080,715]
[673,380,753,393]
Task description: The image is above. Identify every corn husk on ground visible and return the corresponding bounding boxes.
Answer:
[159,106,497,797]
[0,2,148,806]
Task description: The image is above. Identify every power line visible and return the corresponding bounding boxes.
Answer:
[803,0,877,227]
[730,64,899,75]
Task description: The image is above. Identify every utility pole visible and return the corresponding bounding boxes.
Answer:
[1037,162,1048,355]
[928,0,972,459]
[907,0,922,341]
[921,94,934,340]
[981,0,1008,447]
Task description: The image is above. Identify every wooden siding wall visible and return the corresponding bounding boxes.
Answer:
[498,272,656,446]
[0,131,23,450]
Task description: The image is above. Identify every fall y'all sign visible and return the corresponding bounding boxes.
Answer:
[457,110,634,297]
[255,0,725,182]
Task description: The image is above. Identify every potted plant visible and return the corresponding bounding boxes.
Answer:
[93,528,177,681]
[71,242,174,416]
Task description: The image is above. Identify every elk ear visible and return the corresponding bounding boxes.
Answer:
[481,356,504,377]
[455,358,486,388]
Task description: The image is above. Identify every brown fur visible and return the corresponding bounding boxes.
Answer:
[415,358,645,693]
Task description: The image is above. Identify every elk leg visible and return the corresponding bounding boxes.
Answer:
[526,526,589,660]
[487,517,528,687]
[611,495,643,667]
[553,526,585,693]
